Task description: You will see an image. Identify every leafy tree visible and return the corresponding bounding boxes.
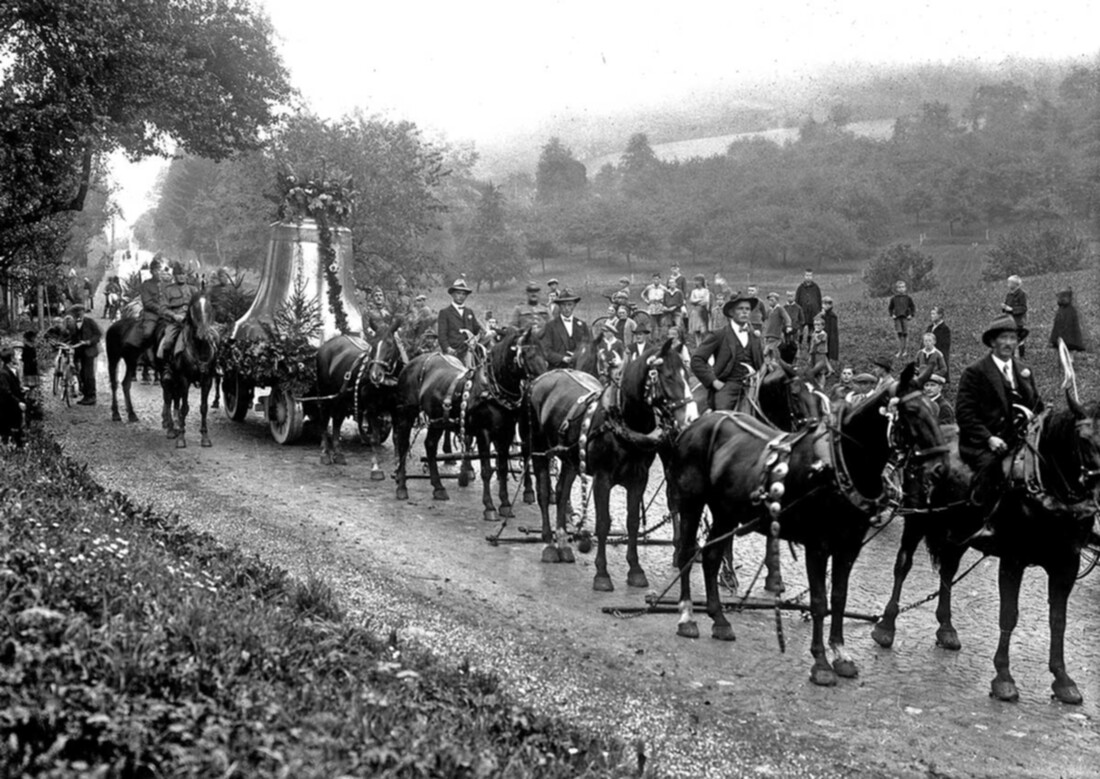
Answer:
[459,183,524,291]
[535,138,587,204]
[0,0,291,262]
[863,244,937,298]
[901,187,935,225]
[982,224,1086,280]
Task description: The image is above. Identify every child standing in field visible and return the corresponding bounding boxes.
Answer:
[888,280,916,358]
[915,332,947,380]
[809,315,830,384]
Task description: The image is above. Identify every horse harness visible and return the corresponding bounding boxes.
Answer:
[1011,407,1100,506]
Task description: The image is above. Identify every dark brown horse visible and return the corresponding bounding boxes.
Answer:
[106,318,158,423]
[316,320,407,476]
[159,290,220,448]
[393,327,548,520]
[673,363,949,686]
[527,338,699,590]
[872,393,1100,704]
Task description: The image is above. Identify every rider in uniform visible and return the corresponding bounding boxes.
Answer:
[124,255,167,352]
[690,292,764,411]
[956,315,1044,542]
[156,262,195,366]
[509,282,550,330]
[365,288,392,335]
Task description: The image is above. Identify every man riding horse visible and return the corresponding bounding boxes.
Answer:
[123,254,167,357]
[156,262,196,375]
[540,288,590,369]
[437,279,483,366]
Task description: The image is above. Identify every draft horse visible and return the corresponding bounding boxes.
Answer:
[527,338,699,590]
[159,290,220,448]
[106,317,159,423]
[393,327,549,520]
[673,364,949,686]
[872,392,1100,704]
[316,320,408,476]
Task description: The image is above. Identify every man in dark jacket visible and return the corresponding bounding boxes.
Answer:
[691,292,764,411]
[437,279,482,364]
[124,255,166,350]
[68,305,103,405]
[1002,275,1028,358]
[540,289,590,369]
[795,269,822,349]
[956,315,1044,541]
[0,344,26,446]
[822,297,839,363]
[781,289,804,361]
[926,306,952,382]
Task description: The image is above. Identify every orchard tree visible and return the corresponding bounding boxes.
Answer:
[535,138,587,204]
[863,243,936,297]
[460,183,525,291]
[0,0,291,266]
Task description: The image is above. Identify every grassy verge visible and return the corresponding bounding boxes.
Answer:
[0,430,633,777]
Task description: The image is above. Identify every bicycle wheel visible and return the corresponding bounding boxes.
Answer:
[63,367,74,407]
[53,369,61,396]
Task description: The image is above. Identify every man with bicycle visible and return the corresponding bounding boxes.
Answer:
[68,304,102,405]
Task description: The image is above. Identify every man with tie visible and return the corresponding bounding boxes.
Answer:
[690,292,764,411]
[540,288,590,369]
[956,315,1044,541]
[437,279,483,364]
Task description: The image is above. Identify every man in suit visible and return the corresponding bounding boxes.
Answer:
[691,292,764,411]
[795,269,822,350]
[68,305,103,405]
[437,279,482,364]
[781,289,804,361]
[541,289,590,369]
[956,315,1044,540]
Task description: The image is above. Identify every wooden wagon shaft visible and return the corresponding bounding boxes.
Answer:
[604,598,879,622]
[420,452,525,463]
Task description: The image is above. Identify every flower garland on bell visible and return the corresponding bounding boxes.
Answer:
[276,168,356,336]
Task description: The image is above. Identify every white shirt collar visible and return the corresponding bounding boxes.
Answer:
[452,302,465,314]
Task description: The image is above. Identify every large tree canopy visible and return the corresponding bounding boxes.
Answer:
[0,0,291,255]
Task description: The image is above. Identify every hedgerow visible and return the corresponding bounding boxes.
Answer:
[0,432,632,777]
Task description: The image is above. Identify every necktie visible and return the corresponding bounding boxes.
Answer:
[1003,363,1014,387]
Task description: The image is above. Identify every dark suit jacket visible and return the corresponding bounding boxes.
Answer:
[690,326,764,388]
[1003,289,1028,326]
[542,316,591,368]
[436,305,482,354]
[956,353,1043,463]
[70,317,103,358]
[926,321,951,378]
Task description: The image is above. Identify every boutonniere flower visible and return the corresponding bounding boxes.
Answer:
[752,329,761,338]
[1019,368,1031,379]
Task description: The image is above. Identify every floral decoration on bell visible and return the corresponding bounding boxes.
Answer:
[275,166,356,336]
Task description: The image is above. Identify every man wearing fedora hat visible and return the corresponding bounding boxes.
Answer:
[690,291,764,411]
[956,315,1044,540]
[541,288,590,369]
[437,279,483,364]
[509,282,550,330]
[68,304,102,405]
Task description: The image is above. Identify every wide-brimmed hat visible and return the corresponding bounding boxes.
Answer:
[721,292,760,319]
[634,320,652,334]
[170,260,186,275]
[448,279,473,295]
[524,281,541,292]
[853,372,877,385]
[981,315,1028,347]
[69,304,86,316]
[555,288,581,304]
[871,356,894,372]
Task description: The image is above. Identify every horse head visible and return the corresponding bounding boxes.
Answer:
[513,325,549,380]
[1048,390,1100,499]
[575,331,625,386]
[367,315,407,387]
[624,338,699,433]
[184,289,219,367]
[759,357,826,430]
[884,362,950,506]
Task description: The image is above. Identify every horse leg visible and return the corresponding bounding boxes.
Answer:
[543,459,577,564]
[700,517,735,641]
[319,408,335,465]
[425,427,449,501]
[591,475,613,589]
[933,544,964,651]
[828,546,860,679]
[394,410,412,501]
[494,426,514,519]
[872,519,925,648]
[162,380,176,437]
[368,415,385,481]
[457,434,475,488]
[199,378,212,447]
[519,413,535,504]
[123,355,139,422]
[1048,556,1083,704]
[806,547,836,686]
[109,354,122,422]
[175,385,189,448]
[675,494,705,639]
[211,372,221,410]
[478,431,497,521]
[533,451,553,546]
[991,558,1024,702]
[331,411,347,465]
[624,476,649,589]
[661,448,681,566]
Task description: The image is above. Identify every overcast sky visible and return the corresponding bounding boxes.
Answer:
[110,0,1100,228]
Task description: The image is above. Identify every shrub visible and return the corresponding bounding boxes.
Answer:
[981,224,1087,280]
[862,243,937,298]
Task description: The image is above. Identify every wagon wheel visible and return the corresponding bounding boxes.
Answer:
[631,310,653,336]
[268,384,305,444]
[222,371,253,422]
[592,316,610,335]
[358,412,393,445]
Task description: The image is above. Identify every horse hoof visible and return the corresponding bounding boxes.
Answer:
[592,574,613,591]
[810,665,838,687]
[711,624,736,642]
[990,677,1020,702]
[176,438,187,449]
[200,437,212,448]
[523,490,535,505]
[832,658,859,678]
[166,428,178,439]
[1052,681,1083,705]
[333,453,347,465]
[321,453,333,465]
[935,627,961,651]
[499,505,515,519]
[576,535,593,554]
[764,574,786,594]
[395,488,409,501]
[541,546,561,564]
[370,469,385,481]
[871,624,895,649]
[432,489,450,501]
[483,509,498,523]
[627,571,649,589]
[677,621,699,639]
[127,414,139,423]
[211,400,220,409]
[457,472,471,488]
[111,411,122,422]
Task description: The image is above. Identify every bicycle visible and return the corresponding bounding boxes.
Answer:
[51,343,81,407]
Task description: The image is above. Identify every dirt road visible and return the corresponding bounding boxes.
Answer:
[43,354,1100,778]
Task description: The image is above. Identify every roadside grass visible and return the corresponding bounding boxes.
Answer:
[0,432,633,777]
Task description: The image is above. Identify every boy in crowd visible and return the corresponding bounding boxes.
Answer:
[888,280,916,358]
